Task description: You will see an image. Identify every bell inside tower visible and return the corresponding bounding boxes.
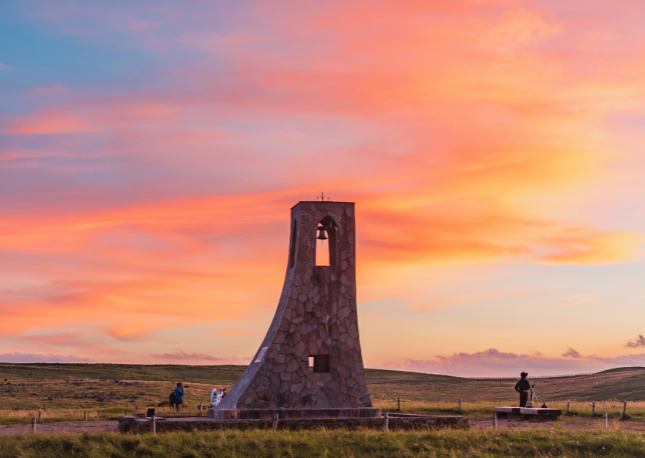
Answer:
[316,215,339,267]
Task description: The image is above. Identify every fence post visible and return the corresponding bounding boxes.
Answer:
[151,415,156,434]
[135,405,139,416]
[272,413,279,431]
[383,412,389,432]
[567,402,570,414]
[622,401,627,420]
[492,412,497,430]
[603,412,607,429]
[459,399,462,411]
[199,403,203,414]
[397,397,400,411]
[31,417,36,433]
[592,402,595,417]
[38,411,42,423]
[84,410,87,421]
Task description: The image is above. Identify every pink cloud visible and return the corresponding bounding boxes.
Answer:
[626,335,645,348]
[1,0,644,366]
[2,111,93,134]
[150,351,249,364]
[0,352,92,363]
[387,348,645,377]
[562,348,582,358]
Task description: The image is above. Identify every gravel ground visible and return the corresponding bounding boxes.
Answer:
[0,421,118,436]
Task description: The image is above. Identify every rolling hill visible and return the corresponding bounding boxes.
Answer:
[3,363,645,402]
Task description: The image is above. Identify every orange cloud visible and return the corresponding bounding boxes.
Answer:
[407,291,522,313]
[107,324,165,341]
[2,0,645,364]
[217,328,260,336]
[540,228,644,264]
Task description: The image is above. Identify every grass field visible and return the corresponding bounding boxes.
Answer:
[1,429,645,457]
[0,363,244,385]
[366,366,645,403]
[4,363,645,412]
[3,363,645,427]
[4,364,645,456]
[1,400,643,426]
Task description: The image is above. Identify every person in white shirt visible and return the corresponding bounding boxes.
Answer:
[211,387,227,407]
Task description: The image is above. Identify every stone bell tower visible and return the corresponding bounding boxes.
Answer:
[210,200,379,419]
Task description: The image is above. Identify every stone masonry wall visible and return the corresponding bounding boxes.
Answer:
[216,201,372,411]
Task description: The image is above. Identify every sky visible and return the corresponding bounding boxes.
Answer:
[1,0,645,377]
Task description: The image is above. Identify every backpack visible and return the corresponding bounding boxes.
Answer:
[169,391,177,405]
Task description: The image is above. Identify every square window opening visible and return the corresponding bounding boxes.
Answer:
[310,354,330,373]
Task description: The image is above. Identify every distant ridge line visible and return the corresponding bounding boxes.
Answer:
[466,372,596,380]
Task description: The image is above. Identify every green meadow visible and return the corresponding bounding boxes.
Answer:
[1,429,645,458]
[4,363,645,457]
[3,363,645,412]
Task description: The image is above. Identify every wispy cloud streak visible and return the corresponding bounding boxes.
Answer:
[0,0,644,368]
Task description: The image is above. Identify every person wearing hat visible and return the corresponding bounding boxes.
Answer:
[515,372,530,407]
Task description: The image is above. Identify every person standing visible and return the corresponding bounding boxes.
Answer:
[174,382,185,406]
[515,372,530,407]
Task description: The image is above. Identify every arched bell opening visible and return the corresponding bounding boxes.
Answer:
[315,216,339,267]
[288,220,298,269]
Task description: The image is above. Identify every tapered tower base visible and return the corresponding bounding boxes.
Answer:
[215,201,374,417]
[208,407,381,420]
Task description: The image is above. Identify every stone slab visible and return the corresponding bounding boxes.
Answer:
[208,407,381,420]
[519,408,562,421]
[493,407,522,419]
[494,407,521,414]
[520,408,561,415]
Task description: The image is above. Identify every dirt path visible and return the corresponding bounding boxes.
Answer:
[0,421,118,436]
[2,417,644,435]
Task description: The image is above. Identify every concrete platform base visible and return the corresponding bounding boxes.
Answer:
[519,408,561,420]
[494,407,561,421]
[208,407,382,420]
[118,414,469,433]
[493,407,521,419]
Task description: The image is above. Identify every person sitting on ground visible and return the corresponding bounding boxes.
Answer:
[174,382,185,406]
[514,372,530,407]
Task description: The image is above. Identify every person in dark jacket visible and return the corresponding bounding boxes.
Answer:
[515,372,530,407]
